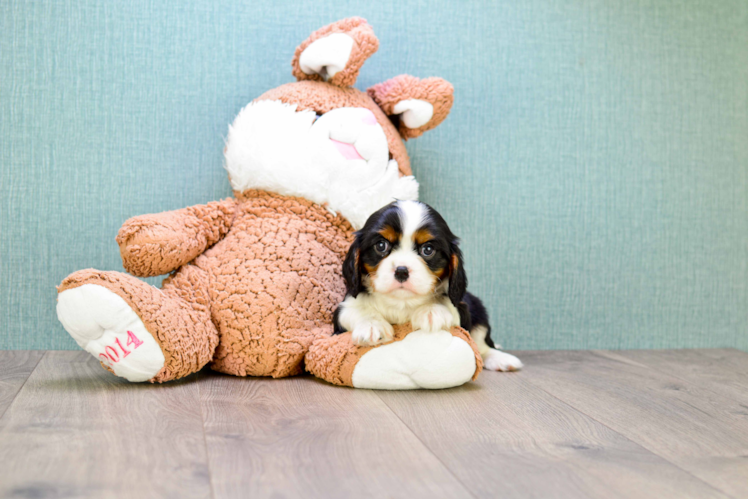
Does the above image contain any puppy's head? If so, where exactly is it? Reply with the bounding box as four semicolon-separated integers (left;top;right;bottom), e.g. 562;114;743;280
343;200;467;306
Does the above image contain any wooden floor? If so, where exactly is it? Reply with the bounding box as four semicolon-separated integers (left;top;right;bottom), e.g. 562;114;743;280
0;349;746;498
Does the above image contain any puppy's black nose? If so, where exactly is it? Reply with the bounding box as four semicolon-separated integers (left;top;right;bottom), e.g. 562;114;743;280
394;266;409;283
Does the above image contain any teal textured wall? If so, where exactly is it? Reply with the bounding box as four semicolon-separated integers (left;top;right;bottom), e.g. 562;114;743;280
1;0;747;350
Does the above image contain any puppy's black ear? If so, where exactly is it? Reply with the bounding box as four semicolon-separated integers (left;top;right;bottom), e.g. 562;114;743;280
342;235;364;297
448;241;467;309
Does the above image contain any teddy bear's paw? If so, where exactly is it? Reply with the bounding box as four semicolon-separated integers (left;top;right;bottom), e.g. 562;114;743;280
411;303;457;333
57;284;165;382
483;349;523;372
351;319;394;346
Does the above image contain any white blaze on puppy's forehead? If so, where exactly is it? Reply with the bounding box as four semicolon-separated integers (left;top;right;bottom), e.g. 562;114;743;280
393;99;434;129
396;200;428;245
299;33;355;79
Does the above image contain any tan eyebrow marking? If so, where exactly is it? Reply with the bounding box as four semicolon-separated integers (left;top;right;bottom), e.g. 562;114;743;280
363;262;379;274
378;226;400;243
432;266;448;279
414;228;434;246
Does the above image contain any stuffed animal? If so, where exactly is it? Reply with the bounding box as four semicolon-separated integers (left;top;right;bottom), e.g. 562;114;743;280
56;17;481;388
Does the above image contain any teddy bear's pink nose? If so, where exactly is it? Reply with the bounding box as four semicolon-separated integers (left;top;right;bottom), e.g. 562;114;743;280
361;109;377;125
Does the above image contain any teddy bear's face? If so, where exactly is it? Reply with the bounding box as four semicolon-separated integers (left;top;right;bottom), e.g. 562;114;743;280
256;81;411;176
224;91;416;229
223;18;453;229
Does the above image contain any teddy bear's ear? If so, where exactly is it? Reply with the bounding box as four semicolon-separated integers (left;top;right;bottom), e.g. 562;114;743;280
367;75;454;139
291;17;378;87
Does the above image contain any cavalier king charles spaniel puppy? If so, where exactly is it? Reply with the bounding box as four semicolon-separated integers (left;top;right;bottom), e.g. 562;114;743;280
333;200;523;372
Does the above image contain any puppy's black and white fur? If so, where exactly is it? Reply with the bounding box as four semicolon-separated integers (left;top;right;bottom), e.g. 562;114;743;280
333;200;522;372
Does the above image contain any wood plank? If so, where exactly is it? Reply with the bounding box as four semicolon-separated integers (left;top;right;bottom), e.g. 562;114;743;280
0;351;212;498
518;350;748;498
376;370;724;498
610;349;748;405
198;372;472;498
0;351;44;418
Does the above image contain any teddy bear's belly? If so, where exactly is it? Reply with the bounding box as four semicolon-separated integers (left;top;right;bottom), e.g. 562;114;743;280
194;209;349;377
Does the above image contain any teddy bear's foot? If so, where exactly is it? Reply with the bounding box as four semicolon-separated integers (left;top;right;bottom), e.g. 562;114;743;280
306;325;483;390
57;268;219;382
351;330;478;390
57;283;165;382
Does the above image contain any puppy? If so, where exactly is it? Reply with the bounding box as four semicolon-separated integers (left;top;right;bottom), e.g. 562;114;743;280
333;200;522;371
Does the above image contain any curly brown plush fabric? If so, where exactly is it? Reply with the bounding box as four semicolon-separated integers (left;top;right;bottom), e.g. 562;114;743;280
306;323;483;387
58;190;353;383
197;190;354;377
117;199;237;277
291;17;379;87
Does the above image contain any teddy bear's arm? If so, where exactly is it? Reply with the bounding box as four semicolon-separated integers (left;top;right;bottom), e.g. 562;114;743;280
116;198;237;277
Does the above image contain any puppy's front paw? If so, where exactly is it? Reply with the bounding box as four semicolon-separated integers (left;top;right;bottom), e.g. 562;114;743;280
483;349;523;372
412;304;456;333
351;320;394;346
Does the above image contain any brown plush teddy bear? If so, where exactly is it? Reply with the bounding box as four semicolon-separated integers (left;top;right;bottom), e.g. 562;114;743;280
56;18;481;387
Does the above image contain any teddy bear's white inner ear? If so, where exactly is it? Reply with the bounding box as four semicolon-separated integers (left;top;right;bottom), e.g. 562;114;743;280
299;33;354;81
393;99;434;129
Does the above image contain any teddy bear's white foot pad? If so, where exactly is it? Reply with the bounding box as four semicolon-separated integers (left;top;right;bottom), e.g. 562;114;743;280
57;284;165;382
351;330;477;390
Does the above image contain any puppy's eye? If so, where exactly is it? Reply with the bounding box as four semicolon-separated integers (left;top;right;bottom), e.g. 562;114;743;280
374;240;390;255
419;243;435;259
